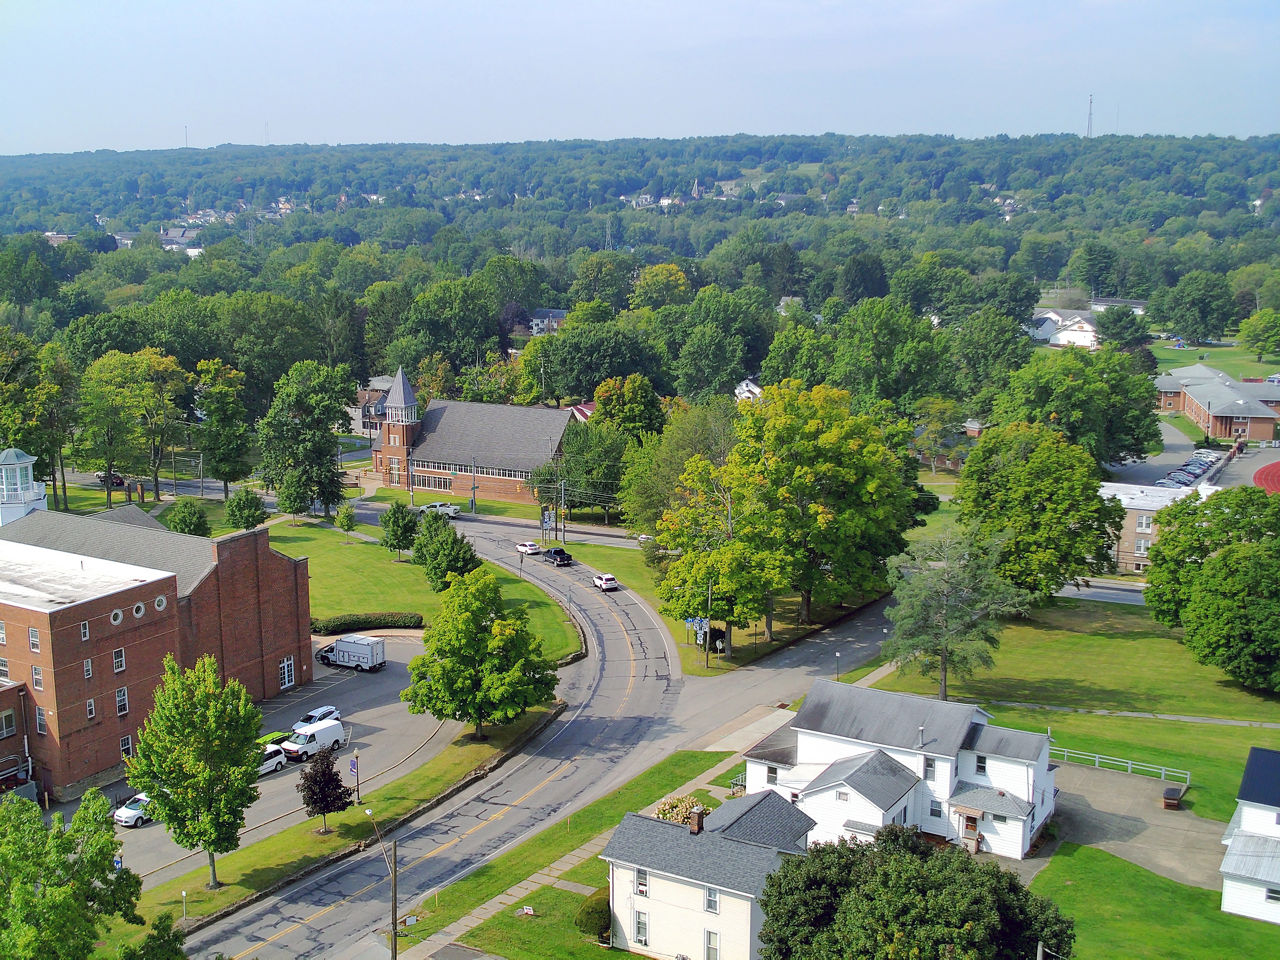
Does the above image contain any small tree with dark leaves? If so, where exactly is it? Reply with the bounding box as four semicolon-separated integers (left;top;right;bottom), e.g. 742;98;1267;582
296;745;353;835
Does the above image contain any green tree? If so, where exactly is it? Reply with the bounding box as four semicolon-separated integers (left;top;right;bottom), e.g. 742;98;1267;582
830;296;943;408
274;468;312;523
193;358;252;501
992;345;1159;465
133;348;190;502
593;373;665;440
115;912;187;960
36;341;79;511
1094;304;1151;350
1150;270;1234;344
400;567;556;739
1238;308;1280;361
883;529;1032;700
412;511;481;590
334;502;357;543
76;350;149;507
1144;486;1280;628
165;497;211;537
0;789;144;960
757;835;871;960
958;422;1124;596
296;745;354;834
128;653;262;889
379;500;419;560
629;263;693;309
941;305;1033;410
528;418;629;522
225;488;268;530
568;251;636;311
911;396;966;474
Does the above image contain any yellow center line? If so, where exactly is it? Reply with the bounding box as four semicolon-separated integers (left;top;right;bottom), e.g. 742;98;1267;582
229;760;573;960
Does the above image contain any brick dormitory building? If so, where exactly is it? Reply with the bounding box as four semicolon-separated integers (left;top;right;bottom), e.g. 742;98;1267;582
0;448;311;800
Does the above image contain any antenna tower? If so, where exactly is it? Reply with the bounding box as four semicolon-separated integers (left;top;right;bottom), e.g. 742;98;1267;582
1086;95;1093;139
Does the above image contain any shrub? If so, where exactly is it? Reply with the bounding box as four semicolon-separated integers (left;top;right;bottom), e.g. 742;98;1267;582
574;888;612;941
653;793;700;824
166;497;211;537
310;612;423;635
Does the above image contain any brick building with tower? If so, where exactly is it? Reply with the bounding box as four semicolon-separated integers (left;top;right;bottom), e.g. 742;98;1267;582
369;367;572;504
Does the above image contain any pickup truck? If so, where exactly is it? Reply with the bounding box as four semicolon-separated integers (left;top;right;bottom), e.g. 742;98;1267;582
419;501;461;518
541;547;573;566
592;574;619;591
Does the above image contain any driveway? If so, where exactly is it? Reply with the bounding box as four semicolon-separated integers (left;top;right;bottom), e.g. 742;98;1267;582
1107;421;1194;485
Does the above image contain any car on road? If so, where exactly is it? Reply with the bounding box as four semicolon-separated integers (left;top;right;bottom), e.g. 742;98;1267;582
114;793;152;828
541;546;573;566
95;471;125;487
292;705;340;731
419;501;461;518
258;744;287;776
516;541;541;555
593;574;619;591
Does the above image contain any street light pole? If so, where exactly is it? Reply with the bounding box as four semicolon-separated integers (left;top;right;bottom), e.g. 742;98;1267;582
834;651;841;681
366;809;398;958
353;748;361;803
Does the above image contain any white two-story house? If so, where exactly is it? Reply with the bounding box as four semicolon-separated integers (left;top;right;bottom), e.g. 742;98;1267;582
600;790;815;960
1221;746;1280;924
743;681;1055;860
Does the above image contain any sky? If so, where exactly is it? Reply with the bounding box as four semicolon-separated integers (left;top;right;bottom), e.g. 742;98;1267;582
1;0;1277;156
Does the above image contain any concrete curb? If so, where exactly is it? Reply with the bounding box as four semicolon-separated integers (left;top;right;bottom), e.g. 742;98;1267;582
177;700;569;937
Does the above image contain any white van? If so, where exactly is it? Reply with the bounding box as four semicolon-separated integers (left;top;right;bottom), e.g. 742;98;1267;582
281;717;345;761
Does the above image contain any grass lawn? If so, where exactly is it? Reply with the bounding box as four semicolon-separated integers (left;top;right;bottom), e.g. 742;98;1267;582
916;464;961;498
1161;412;1209;444
1152;341;1280;381
709;760;746;789
558;852;609;889
905;498;960;543
1031;843;1280;960
397;750;731;946
874;599;1280;722
99;707;556;957
459;886;604;960
50;482;135;514
368;487;541;521
154;497;247;538
269;522;577;660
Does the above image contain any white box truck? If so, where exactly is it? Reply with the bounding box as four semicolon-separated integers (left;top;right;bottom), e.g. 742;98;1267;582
316;634;387;672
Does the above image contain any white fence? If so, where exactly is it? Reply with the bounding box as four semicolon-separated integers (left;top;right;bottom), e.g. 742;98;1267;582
1050;746;1190;785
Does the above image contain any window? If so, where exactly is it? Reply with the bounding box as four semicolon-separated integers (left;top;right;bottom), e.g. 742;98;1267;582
113;648;126;673
116;687;129;716
31;665;43;691
28;627;39;653
155;595;167;611
766;765;778;785
993;814;1007;824
0;709;15;738
0;621;5;644
1265;887;1280;903
634;911;648;947
84;659;92;679
279;655;295;689
894;806;907;826
975;755;987;775
929;800;942;818
35;706;47;735
132;602;145;619
923;757;935;781
1136;514;1153;533
86;698;96;720
835;790;849;802
634;868;648;897
0;657;7;681
705;930;720;960
120;735;133;759
1135;537;1150;557
81;620;90;641
705;886;719;914
110;609;123;625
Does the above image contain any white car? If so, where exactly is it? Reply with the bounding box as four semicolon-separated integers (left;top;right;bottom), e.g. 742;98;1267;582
293;705;341;732
258;744;287;776
114;793;151;828
516;542;541;555
420;501;461;518
593;574;619;592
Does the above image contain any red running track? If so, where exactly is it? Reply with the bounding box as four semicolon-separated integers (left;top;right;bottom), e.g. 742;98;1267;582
1255;460;1280;494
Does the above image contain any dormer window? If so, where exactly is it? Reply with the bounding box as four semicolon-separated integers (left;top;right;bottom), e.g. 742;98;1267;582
976;755;988;775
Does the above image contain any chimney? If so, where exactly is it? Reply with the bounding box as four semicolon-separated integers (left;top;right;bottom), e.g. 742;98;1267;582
689;806;706;835
918;725;925;749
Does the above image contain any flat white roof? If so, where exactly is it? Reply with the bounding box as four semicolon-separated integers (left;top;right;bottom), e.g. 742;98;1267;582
1099;482;1219;512
0;542;172;612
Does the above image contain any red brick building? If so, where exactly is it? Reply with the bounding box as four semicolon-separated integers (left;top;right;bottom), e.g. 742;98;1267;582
370;367;572;504
0;506;311;799
1155;364;1280;441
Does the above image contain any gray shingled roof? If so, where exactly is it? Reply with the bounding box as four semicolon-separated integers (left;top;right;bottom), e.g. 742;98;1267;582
1184;381;1278;420
802;750;919;811
409;400;572;473
703;790;814;853
1220;831;1280;886
0;510;216;597
96;504;168;531
743;723;798;766
0;447;35;466
384;366;417;410
950;780;1033;818
792;681;987;758
963;723;1048;763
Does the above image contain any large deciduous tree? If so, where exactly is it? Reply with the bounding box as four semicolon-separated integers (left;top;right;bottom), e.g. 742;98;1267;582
883;529;1032;700
193;358;252;500
830;296;944;408
135;347;189;501
1238;308;1280;361
77;350;149;507
128;654;262;889
379;500;419;560
401;567;556;739
958;422;1124;596
593;373;665;441
0;789;145;960
629;263;693;309
1094;304;1151;351
991;344;1158;465
1150;270;1234;344
1180;542;1280;692
412;510;481;590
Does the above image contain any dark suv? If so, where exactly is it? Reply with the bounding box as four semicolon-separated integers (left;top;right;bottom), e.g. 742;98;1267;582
541;547;573;566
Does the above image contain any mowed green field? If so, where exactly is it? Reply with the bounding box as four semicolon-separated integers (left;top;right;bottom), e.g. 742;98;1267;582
1152;341;1280;380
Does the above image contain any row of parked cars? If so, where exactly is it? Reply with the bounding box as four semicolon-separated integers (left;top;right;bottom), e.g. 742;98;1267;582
1153;449;1223;489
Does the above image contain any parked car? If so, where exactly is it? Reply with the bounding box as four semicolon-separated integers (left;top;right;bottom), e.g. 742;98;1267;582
1189;449;1222;463
541;547;573;566
516;541;541;555
282;717;345;761
292;705;341;731
1166;471;1198;485
113;793;151;828
593;574;619;592
419;501;461;518
95;471;125;487
634;533;654;543
258;744;287;776
257;730;292;747
1153;479;1183;488
1177;461;1208;476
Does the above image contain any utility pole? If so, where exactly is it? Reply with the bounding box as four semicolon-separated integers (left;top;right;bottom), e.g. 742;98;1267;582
391;838;399;959
560;479;567;543
471;457;477;514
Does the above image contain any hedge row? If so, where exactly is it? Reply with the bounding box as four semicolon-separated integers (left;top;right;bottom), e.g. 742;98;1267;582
310;612;423;635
